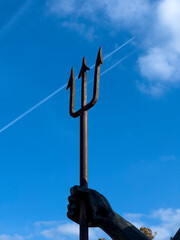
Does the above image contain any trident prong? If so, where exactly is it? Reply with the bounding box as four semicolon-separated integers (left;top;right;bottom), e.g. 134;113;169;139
66;67;81;118
67;47;103;118
83;47;103;111
78;56;90;79
66;47;103;240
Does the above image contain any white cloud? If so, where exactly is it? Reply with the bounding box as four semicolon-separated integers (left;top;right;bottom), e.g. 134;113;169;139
62;21;95;40
34;220;62;227
47;0;151;28
136;81;165;98
124;213;145;229
40;222;107;240
1;211;180;240
46;0;180;96
125;208;180;240
0;234;32;240
35;212;180;240
137;0;180;96
138;48;176;82
41;223;78;238
101;0;151;29
158;0;180;43
0;221;108;240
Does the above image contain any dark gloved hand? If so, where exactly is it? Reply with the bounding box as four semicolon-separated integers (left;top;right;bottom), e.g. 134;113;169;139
67;185;115;227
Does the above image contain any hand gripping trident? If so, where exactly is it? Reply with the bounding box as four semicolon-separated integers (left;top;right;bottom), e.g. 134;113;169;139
66;47;103;240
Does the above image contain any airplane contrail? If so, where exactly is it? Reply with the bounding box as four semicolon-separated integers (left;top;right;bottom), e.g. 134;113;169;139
0;0;32;36
0;38;135;133
100;50;136;77
89;36;135;69
0;84;66;133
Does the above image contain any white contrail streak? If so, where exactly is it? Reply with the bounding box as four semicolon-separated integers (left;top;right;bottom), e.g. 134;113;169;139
0;0;31;36
100;50;136;77
89;36;135;69
103;37;135;60
0;38;135;133
0;85;66;133
84;50;136;89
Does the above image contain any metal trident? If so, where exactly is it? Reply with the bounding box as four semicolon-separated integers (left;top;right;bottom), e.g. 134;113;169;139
66;47;103;240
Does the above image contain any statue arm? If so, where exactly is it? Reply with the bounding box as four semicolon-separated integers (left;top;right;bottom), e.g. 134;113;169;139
172;228;180;240
100;210;150;240
67;186;150;240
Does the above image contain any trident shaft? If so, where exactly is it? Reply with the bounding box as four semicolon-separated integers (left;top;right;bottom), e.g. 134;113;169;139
67;47;103;240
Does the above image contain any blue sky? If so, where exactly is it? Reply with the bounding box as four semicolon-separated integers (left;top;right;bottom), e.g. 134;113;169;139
0;0;180;239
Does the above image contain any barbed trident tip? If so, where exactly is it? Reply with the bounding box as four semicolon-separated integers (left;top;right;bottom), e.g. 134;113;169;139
66;47;103;240
66;47;103;118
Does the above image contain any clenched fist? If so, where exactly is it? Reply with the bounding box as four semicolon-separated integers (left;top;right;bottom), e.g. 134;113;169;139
67;185;115;228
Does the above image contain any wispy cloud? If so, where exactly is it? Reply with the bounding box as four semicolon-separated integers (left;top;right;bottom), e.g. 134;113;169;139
46;0;151;28
1;209;180;240
124;208;180;240
34;220;63;227
62;21;96;41
137;0;180;97
0;221;108;240
40;222;106;240
0;234;32;240
46;0;180;96
36;221;108;240
40;222;78;239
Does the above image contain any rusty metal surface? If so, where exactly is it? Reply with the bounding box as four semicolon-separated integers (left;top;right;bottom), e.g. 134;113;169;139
67;47;103;240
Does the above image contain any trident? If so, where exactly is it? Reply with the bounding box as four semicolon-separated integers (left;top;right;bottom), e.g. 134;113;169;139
66;47;103;240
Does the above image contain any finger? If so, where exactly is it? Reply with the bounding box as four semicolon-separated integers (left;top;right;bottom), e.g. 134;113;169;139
68;195;76;203
70;185;89;196
70;185;81;195
67;203;76;211
67;210;75;219
67;210;79;224
68;191;86;204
